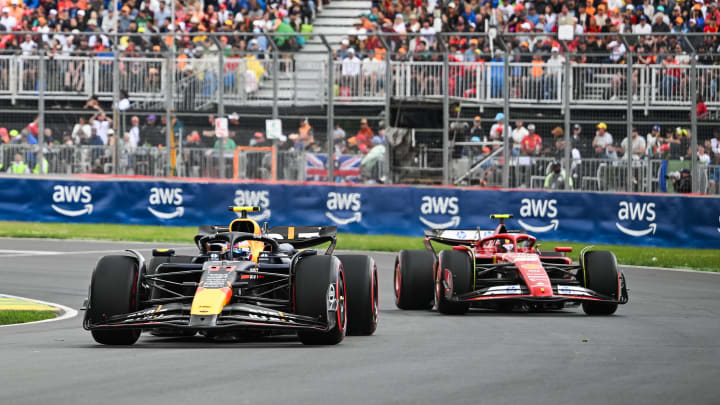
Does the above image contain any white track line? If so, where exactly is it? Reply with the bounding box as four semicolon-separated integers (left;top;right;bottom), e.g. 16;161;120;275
0;246;197;258
622;265;720;275
0;294;78;328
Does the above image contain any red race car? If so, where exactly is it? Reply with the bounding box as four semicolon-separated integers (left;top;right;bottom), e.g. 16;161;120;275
394;214;628;315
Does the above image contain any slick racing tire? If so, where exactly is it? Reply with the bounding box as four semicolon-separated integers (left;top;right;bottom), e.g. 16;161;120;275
295;255;347;345
88;255;141;345
337;255;379;336
436;249;472;315
394;250;435;310
581;250;620;316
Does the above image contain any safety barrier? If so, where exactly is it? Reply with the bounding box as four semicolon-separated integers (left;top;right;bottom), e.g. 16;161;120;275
4;53;720;108
0;176;717;248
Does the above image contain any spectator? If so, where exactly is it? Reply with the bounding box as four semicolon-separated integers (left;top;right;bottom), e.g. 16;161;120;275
469;116;484;143
488;113;505;150
214;134;237;150
7;153;29;174
289;118;314;150
91;111;112;145
333;123;346;143
71;117;91;144
592;122;614;158
544;160;572;190
619;127;647;160
141;115;164;146
511;120;528;156
646;125;662;157
355;117;374;149
549;126;565;158
341;48;361;95
521;125;542;156
360;136;386;183
128;116;140;148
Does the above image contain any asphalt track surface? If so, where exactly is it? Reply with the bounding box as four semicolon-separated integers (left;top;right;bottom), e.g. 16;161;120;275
0;238;719;405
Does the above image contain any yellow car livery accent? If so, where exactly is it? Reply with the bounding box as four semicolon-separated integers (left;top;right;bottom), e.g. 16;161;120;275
190;287;232;315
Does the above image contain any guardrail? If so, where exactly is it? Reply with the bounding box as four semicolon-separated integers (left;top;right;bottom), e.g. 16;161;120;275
2;52;719;109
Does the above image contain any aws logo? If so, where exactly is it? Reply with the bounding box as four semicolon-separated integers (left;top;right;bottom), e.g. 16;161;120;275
518;198;559;233
616;202;656;237
419;196;460;229
51;185;93;216
148;187;184;219
234;189;271;221
326;192;362;225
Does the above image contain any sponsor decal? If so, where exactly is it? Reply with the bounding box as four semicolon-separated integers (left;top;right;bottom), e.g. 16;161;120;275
51;185;93;217
325;192;362;225
518;198;559;233
419;196;460;229
615;201;656;237
148;187;184;219
233;189;271;221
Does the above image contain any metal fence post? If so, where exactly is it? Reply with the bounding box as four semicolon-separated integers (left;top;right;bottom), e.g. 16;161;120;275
218;47;226;180
501;52;510;189
165;48;173;176
442;41;450;185
112;0;120;175
322;36;335;182
379;35;393;184
563;48;571;190
37;49;45;173
626;50;633;192
272;44;279;120
690;54;698;193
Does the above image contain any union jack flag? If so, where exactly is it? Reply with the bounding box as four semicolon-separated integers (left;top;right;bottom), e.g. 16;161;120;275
306;154;362;182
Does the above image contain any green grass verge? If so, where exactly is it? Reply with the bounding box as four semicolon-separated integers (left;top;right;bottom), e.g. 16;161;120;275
0;221;717;271
0;310;56;325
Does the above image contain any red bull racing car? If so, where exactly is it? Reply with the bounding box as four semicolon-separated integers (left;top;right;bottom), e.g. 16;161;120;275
83;206;378;345
394;214;628;315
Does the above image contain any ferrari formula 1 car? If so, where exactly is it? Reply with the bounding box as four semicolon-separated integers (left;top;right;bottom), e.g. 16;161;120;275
394;214;628;315
83;206;378;345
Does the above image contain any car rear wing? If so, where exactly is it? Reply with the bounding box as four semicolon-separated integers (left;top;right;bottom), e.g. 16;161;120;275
196;225;337;254
423;228;527;251
266;226;337;253
424;229;496;243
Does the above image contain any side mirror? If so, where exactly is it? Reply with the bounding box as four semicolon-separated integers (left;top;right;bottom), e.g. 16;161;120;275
555;247;573;253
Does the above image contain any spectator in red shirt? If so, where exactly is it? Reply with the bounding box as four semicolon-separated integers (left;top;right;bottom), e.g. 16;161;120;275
522;125;542;156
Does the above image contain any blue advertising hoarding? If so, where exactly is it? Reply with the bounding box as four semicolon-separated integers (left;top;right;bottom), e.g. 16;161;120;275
0;176;718;249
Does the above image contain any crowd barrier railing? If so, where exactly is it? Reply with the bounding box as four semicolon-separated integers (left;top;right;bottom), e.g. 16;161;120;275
3;52;719;109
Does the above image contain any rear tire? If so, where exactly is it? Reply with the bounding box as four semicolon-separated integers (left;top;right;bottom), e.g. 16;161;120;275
295;255;346;345
436;249;472;315
337;255;378;336
581;250;620;316
394;250;435;310
88;255;141;345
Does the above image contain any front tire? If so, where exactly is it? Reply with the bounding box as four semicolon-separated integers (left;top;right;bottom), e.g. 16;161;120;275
295;255;347;345
394;250;435;310
337;255;379;336
581;250;620;316
435;249;472;315
88;255;141;345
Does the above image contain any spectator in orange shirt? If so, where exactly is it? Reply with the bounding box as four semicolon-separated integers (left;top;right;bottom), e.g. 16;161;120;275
289;118;314;150
355;117;374;148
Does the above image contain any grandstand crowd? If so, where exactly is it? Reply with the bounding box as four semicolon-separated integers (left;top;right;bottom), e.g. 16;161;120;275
0;0;318;54
338;0;720;61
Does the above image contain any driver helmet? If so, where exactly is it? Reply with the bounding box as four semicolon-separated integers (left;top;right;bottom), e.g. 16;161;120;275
233;240;252;256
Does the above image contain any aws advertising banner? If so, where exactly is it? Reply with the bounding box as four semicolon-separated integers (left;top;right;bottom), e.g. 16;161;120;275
0;177;718;249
